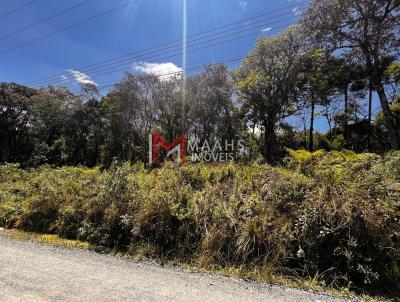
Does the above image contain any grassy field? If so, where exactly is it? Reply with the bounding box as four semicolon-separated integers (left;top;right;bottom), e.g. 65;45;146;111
0;150;399;299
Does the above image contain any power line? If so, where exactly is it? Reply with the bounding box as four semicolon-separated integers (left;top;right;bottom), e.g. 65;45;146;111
29;16;306;87
36;20;300;88
61;21;298;87
34;18;300;88
97;59;347;102
25;2;307;86
0;0;37;18
54;11;304;84
0;0;141;56
97;54;254;92
95;22;298;93
29;3;306;85
98;48;303;93
0;0;93;42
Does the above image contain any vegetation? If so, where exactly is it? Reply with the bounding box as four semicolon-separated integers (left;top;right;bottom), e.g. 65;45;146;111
0;151;399;298
1;0;399;299
1;1;399;166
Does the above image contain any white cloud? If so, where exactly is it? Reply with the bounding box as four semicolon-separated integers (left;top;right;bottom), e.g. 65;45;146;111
67;69;97;86
292;6;301;16
261;27;272;32
239;0;248;10
133;62;182;80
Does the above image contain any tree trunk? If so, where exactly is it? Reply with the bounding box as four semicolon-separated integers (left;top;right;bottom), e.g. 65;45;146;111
367;77;373;150
309;101;315;152
365;54;399;150
326;116;332;135
223;105;234;141
375;82;399;149
344;85;349;141
368;78;372;124
263;118;277;163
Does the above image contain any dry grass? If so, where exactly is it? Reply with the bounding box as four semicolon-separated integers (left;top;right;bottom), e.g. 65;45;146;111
0;151;399;300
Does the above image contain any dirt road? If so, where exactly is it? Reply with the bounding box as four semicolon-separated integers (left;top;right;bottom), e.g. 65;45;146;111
0;235;358;302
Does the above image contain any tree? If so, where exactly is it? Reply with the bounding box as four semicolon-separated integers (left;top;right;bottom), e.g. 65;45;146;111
100;73;155;165
320;98;341;135
0;83;37;163
385;62;400;103
187;64;241;143
302;0;400;149
153;75;185;142
331;58;366;127
234;27;304;162
80;82;99;102
29;86;87;166
297;49;336;151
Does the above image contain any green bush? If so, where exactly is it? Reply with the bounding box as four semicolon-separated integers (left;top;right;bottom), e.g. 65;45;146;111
0;151;398;296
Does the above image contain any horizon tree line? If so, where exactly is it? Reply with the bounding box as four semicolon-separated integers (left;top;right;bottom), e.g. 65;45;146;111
0;0;399;166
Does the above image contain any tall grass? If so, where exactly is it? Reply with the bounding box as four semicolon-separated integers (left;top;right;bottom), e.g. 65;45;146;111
0;151;399;297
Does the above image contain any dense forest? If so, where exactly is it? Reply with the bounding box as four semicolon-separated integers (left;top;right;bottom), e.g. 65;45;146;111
1;0;399;167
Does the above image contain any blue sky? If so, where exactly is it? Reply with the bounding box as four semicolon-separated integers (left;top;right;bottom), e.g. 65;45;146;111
0;0;303;85
0;0;380;131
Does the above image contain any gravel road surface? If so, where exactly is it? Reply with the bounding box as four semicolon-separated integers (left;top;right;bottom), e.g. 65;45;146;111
0;235;359;302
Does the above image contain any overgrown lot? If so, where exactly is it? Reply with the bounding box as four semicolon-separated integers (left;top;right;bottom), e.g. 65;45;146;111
0;150;399;298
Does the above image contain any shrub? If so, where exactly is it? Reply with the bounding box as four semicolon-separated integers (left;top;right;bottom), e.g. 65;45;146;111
0;151;398;297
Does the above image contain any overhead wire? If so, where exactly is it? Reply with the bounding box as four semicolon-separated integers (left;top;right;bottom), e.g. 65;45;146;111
0;0;93;42
34;18;302;88
24;2;307;86
0;0;37;19
81;22;299;87
0;0;141;56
